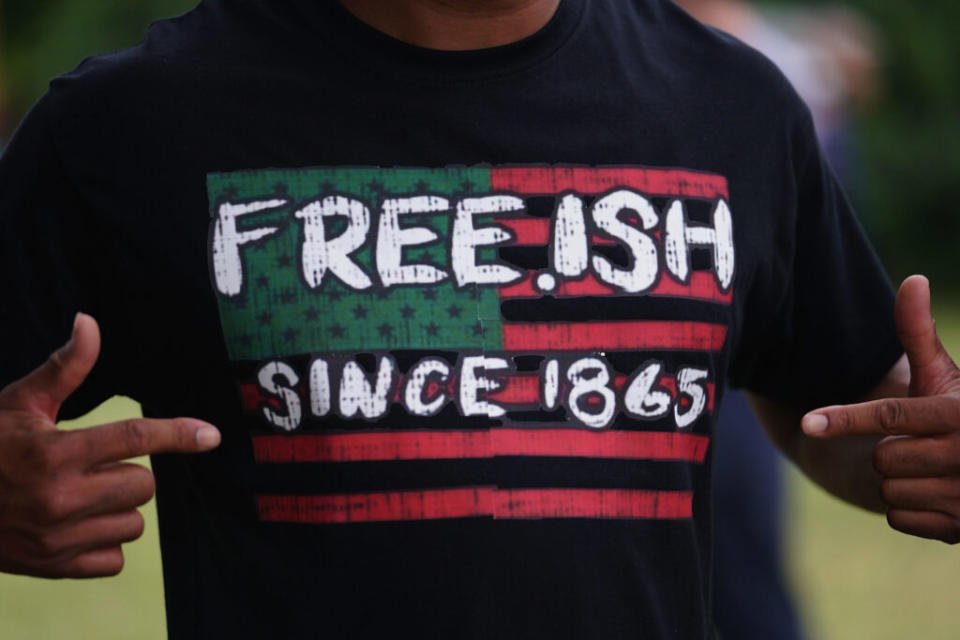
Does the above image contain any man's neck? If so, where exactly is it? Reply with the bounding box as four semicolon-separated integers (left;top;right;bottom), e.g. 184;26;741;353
673;0;755;35
337;0;562;51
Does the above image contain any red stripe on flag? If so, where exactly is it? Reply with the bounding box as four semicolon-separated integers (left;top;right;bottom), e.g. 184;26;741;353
252;429;710;463
501;321;727;352
254;430;491;462
499;271;731;303
256;488;693;523
257;488;492;523
498;218;550;245
496;218;615;246
500;273;614;298
652;273;733;303
240;384;265;412
491;167;728;200
492;429;708;462
493;488;693;519
488;374;542;404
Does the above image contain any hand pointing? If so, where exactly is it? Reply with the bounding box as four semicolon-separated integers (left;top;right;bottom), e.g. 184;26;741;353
0;313;220;577
802;275;960;544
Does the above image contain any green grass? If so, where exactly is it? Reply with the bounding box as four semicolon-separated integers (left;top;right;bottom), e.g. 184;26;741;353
3;308;960;638
787;466;960;640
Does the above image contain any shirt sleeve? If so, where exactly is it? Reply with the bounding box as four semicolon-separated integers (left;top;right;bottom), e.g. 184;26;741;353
728;103;904;409
0;94;127;419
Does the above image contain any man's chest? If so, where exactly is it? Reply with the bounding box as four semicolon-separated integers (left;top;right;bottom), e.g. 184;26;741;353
199;163;734;524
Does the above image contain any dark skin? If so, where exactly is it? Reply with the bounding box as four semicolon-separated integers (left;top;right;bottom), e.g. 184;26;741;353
672;0;756;37
1;2;958;582
337;0;561;50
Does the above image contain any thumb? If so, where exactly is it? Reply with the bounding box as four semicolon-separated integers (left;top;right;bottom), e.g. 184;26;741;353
895;275;957;395
0;312;101;421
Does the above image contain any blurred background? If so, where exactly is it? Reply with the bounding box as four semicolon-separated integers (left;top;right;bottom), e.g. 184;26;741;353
0;1;958;638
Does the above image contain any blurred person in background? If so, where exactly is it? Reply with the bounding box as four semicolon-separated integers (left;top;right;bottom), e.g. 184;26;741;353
773;5;882;193
675;1;881;638
675;1;881;191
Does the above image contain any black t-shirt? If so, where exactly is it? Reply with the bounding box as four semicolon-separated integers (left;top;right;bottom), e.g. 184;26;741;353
0;1;903;638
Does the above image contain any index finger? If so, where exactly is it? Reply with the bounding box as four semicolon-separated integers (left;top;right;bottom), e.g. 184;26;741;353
61;417;221;467
802;395;960;438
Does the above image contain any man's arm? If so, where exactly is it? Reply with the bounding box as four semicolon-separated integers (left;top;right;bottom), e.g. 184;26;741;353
749;275;960;543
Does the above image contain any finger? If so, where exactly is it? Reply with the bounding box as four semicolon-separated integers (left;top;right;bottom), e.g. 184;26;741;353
68;463;155;518
57;547;125;578
0;313;101;421
28;510;145;564
880;477;960;512
61;417;221;466
873;435;960;477
72;510;145;551
895;275;958;394
887;509;960;545
10;463;154;526
802;395;960;438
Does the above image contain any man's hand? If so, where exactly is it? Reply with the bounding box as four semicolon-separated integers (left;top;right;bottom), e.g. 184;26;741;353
802;275;960;544
0;313;220;577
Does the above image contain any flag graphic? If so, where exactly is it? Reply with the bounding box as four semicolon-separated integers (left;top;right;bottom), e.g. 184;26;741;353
207;165;733;524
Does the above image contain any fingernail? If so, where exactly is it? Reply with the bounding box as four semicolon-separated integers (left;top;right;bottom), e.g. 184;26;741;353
196;425;221;449
64;312;81;343
802;414;829;435
58;313;81;353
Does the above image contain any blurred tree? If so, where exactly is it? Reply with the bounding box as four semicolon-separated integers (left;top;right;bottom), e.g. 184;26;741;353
755;0;960;289
2;0;195;137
